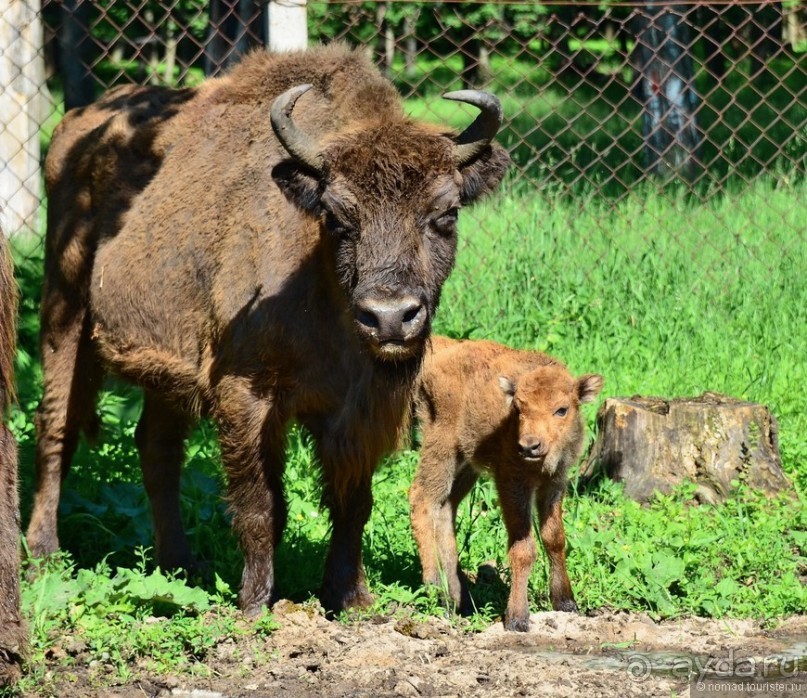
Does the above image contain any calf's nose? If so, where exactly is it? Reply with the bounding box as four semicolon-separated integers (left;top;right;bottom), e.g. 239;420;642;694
355;295;427;343
519;437;544;459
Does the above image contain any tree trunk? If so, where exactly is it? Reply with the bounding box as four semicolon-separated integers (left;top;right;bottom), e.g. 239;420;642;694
385;19;395;75
784;2;806;52
581;394;792;504
59;0;95;110
0;0;49;237
163;17;178;87
403;12;418;78
374;3;387;70
632;4;700;181
265;0;307;53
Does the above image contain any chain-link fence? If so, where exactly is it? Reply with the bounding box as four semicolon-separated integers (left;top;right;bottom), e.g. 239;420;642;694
1;1;805;276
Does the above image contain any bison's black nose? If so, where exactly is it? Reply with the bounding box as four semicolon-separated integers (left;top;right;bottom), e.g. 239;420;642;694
519;438;544;460
355;295;427;344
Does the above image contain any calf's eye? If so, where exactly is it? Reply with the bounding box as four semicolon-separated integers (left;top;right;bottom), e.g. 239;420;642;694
554;407;568;417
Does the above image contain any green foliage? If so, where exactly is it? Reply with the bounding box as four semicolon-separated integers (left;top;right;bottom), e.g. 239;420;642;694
8;161;805;683
17;551;261;691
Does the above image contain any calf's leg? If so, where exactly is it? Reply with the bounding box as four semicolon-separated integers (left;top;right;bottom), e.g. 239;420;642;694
496;475;537;632
215;377;288;616
136;392;196;573
409;428;478;612
537;487;577;612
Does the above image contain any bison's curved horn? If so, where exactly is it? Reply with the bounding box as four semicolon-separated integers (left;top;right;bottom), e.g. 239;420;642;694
443;90;503;167
270;84;325;174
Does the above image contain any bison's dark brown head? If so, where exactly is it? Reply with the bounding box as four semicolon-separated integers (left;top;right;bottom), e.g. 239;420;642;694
270;85;509;362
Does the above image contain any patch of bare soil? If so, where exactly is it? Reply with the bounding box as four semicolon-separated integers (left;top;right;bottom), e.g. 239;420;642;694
26;606;807;698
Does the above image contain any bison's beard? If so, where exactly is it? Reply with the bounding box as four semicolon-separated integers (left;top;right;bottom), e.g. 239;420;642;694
367;341;425;384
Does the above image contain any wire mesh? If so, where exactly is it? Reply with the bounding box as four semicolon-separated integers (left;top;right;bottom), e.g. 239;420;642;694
0;1;804;285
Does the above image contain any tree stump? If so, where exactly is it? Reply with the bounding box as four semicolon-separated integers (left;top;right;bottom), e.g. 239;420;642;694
580;393;792;503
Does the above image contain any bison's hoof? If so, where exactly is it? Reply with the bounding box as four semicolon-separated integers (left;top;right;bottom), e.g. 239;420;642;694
504;614;530;632
0;648;24;688
320;584;374;615
554;598;579;613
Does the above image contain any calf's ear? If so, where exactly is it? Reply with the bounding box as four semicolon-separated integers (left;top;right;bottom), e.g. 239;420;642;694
499;375;516;408
272;161;324;215
459;143;511;204
577;374;604;403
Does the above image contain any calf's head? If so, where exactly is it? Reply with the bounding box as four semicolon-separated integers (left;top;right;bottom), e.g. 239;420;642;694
499;367;603;474
271;85;509;362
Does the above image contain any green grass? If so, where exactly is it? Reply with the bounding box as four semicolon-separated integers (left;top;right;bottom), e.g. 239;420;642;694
7;174;806;686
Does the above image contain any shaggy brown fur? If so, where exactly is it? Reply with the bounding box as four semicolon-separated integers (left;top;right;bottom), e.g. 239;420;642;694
0;231;25;686
26;44;509;616
410;336;603;631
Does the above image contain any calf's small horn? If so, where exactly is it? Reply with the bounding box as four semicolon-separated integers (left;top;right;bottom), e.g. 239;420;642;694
270;84;325;174
443;90;503;167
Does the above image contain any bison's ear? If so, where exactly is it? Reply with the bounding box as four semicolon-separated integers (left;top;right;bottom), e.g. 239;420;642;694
577;374;604;404
272;161;324;215
458;143;511;205
499;375;516;408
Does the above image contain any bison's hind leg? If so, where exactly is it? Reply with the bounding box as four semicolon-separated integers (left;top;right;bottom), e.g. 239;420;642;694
136;392;201;575
27;313;103;559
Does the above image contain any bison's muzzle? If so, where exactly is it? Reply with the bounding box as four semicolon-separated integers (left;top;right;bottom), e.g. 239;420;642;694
354;293;428;359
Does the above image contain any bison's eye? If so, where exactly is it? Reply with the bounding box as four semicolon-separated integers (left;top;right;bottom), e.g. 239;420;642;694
554;407;568;418
324;211;355;238
431;207;459;236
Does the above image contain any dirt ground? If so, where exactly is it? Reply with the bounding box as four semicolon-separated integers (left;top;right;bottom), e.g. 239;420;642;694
26;604;807;698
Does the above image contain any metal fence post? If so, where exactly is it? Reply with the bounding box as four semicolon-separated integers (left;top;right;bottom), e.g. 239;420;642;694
265;0;308;53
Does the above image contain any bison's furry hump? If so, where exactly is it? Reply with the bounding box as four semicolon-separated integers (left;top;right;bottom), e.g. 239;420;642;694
209;42;404;127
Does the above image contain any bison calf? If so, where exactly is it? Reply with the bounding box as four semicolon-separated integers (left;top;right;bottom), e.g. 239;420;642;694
410;336;603;631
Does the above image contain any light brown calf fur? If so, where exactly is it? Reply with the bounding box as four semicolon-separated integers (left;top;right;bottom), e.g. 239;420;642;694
410;336;603;631
0;231;25;685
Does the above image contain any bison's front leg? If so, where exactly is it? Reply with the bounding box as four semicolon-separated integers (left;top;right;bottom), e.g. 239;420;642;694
496;475;537;632
215;378;288;616
319;469;374;614
315;436;375;614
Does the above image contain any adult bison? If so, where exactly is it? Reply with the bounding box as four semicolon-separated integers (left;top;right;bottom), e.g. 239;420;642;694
26;44;509;615
0;229;24;685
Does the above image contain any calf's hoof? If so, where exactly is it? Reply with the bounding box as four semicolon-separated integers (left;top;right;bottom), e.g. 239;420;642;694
25;527;59;562
504;613;530;632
